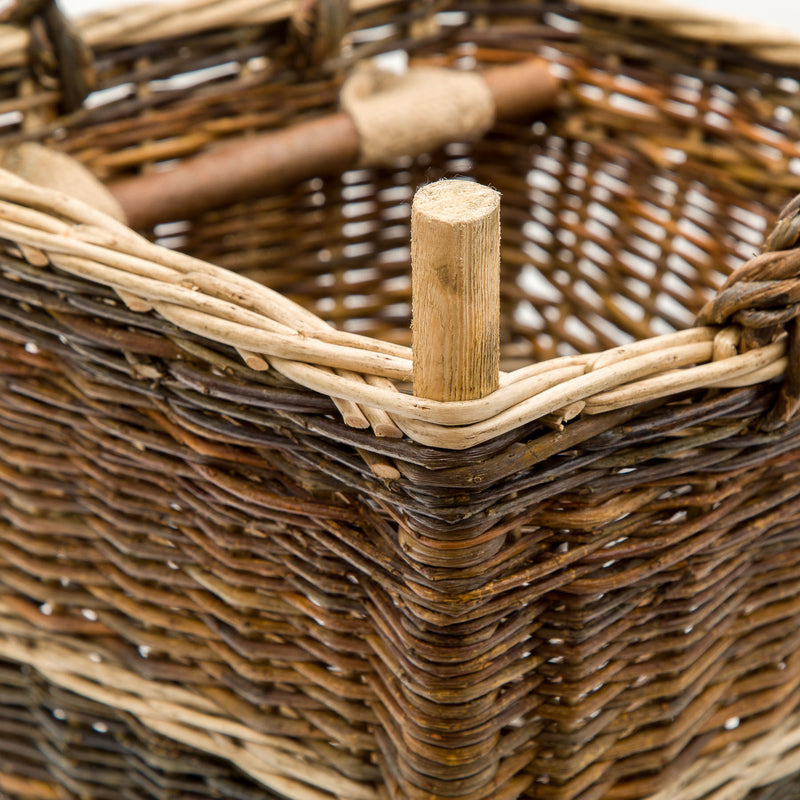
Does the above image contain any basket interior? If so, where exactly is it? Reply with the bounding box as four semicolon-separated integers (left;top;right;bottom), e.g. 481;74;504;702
166;131;768;368
21;6;798;368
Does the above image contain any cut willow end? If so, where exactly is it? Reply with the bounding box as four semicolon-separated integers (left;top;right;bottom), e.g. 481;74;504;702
412;179;501;402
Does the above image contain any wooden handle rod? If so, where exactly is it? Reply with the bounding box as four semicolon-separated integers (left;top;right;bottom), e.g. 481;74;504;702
108;59;559;229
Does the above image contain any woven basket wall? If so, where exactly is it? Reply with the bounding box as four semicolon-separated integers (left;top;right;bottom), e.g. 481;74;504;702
3;1;800;799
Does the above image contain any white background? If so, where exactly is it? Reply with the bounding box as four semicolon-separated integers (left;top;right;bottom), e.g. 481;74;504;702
60;0;800;36
692;0;800;34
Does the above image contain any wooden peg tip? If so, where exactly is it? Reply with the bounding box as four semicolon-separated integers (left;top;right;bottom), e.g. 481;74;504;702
412;179;501;402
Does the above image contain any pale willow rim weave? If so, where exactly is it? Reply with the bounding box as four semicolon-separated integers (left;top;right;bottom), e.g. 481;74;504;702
0;0;799;69
0;167;789;449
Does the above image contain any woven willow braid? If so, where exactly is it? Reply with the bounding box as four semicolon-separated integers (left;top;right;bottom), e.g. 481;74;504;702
697;194;800;429
3;4;800;800
0;167;793;448
0;0;797;69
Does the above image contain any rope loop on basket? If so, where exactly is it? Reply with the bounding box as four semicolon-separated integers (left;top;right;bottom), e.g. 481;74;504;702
696;193;800;430
3;0;95;113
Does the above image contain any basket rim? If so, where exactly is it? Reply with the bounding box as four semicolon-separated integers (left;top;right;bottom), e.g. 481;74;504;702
0;166;792;450
1;0;798;449
1;0;800;69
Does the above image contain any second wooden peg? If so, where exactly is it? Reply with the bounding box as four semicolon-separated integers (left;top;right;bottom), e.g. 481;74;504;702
412;179;501;402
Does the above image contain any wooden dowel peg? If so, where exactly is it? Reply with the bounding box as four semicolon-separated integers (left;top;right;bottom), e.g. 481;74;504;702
412;179;500;402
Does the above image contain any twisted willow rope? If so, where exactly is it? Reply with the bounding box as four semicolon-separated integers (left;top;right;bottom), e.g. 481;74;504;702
0;0;798;71
0;168;791;449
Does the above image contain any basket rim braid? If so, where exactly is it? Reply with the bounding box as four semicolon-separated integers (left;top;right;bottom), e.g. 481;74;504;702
2;0;800;67
0;161;797;449
2;0;800;451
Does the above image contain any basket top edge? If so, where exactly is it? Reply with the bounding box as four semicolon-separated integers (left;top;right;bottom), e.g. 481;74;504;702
1;0;800;69
577;0;800;65
0;164;792;451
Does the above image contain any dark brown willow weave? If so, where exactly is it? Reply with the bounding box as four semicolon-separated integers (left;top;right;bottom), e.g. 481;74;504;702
3;1;800;800
0;659;288;800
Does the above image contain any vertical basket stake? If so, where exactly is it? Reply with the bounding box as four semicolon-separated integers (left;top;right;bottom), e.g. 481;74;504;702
412;179;501;402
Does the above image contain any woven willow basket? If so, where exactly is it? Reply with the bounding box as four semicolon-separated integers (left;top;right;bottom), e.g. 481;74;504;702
4;0;800;799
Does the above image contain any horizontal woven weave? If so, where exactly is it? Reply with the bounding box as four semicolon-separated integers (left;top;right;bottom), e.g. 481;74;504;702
2;1;800;800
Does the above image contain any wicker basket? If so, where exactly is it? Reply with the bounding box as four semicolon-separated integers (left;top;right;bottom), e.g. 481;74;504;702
3;1;800;799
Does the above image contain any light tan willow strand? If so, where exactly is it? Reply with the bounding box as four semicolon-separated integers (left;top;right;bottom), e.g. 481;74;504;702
0;173;325;328
646;708;800;800
385;343;722;448
2;620;800;800
54;674;373;800
0;177;410;358
149;300;411;380
0;208;414;380
0;179;411;363
1;0;799;70
583;340;788;414
272;335;784;448
0;0;391;67
0;187;417;382
80;0;387;48
270;336;786;448
288;337;713;423
0;629;378;800
145;719;345;800
271;357;588;427
575;0;800;62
